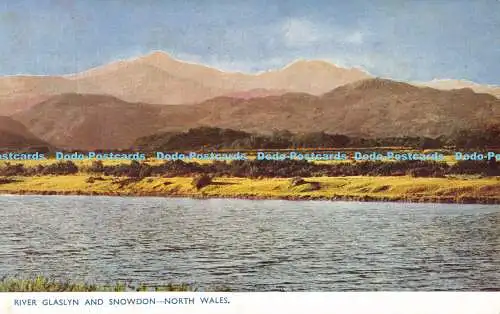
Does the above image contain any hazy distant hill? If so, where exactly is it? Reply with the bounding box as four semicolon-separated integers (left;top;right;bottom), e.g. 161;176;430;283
193;78;500;138
2;51;499;117
71;52;370;99
0;75;104;116
13;94;170;150
0;116;52;151
12;78;500;150
418;79;500;98
0;51;370;115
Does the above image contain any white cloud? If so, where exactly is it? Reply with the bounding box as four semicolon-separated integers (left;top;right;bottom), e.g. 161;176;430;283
282;18;323;47
344;31;364;44
281;18;365;48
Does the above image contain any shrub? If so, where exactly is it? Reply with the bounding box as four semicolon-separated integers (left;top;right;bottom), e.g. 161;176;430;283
0;177;16;184
41;161;78;175
88;160;104;173
0;163;26;176
192;174;212;190
85;176;105;184
290;177;306;186
407;167;435;177
139;165;152;178
306;181;321;191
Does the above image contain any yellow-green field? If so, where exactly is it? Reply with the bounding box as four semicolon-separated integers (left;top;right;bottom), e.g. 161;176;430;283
1;174;499;204
0;152;462;168
0;158;211;167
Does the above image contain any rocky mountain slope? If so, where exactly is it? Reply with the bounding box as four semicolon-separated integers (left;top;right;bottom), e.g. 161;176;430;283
12;78;500;150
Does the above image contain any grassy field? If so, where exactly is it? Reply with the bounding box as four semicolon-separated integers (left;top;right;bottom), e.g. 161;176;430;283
1;174;499;203
0;276;229;292
0;148;462;167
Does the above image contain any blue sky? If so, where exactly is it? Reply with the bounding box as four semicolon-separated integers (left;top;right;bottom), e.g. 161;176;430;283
0;0;499;84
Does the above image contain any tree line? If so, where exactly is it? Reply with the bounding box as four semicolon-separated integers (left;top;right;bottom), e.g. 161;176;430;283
2;125;498;154
1;158;498;178
133;125;500;151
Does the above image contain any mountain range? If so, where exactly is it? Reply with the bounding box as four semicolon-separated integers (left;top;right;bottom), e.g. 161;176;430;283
0;52;371;116
1;51;499;115
1;51;499;150
11;78;499;150
0;116;51;151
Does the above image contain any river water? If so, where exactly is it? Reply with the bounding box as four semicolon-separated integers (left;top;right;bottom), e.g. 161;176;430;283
0;195;498;291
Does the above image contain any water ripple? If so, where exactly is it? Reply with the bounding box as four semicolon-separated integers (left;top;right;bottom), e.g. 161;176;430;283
0;196;498;291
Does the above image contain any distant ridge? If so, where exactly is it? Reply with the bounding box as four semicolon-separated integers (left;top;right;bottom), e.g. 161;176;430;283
12;78;500;150
0;51;369;114
0;116;52;151
13;93;169;150
1;51;499;116
417;79;500;98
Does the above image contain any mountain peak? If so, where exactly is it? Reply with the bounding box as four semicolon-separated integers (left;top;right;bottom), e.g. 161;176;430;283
283;59;340;71
138;51;179;67
141;50;175;61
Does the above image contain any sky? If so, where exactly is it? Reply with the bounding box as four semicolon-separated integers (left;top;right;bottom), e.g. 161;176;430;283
0;0;499;84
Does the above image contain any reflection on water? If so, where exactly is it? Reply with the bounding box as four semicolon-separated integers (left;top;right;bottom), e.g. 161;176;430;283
0;195;498;291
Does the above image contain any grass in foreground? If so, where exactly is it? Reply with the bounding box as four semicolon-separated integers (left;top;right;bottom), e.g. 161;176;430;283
0;276;230;292
0;174;499;203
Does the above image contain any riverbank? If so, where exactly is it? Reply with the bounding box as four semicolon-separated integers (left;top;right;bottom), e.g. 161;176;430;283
0;276;229;292
1;175;499;204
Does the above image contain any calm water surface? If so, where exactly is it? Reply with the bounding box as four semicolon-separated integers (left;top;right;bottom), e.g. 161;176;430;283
0;195;498;291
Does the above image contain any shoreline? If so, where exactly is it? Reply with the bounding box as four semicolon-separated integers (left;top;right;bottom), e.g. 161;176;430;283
0;190;499;204
0;276;229;292
1;175;499;204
